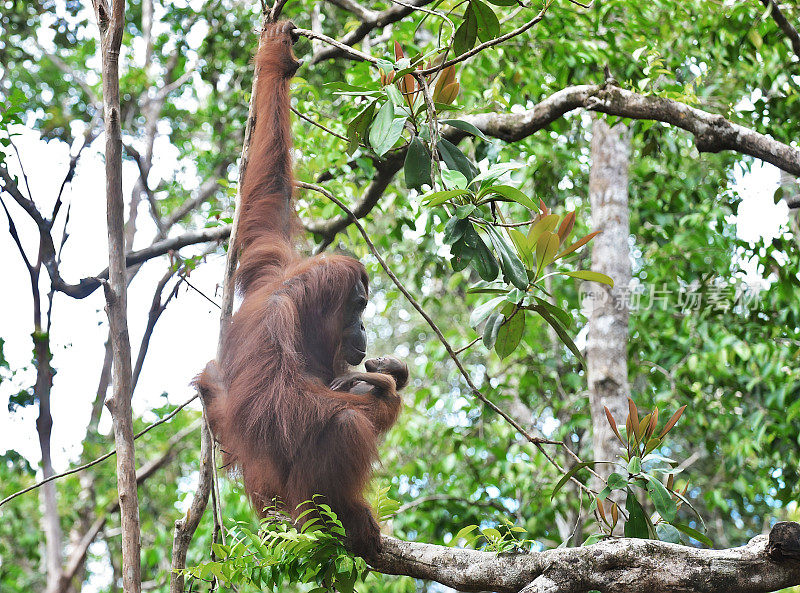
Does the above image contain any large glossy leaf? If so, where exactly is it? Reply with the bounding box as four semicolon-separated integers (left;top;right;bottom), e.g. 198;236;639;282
485;225;529;290
494;309;525;359
404;136;432;190
644;475;677;522
437;138;478;181
471;0;499;42
368;100;394;153
482;310;503;348
453;4;478;55
469;295;506;328
624;488;652;539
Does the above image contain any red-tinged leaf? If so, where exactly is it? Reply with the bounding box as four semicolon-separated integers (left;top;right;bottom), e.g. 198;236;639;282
536;231;560;274
596;496;608;525
611;502;619;528
394;40;404;60
539;198;548;215
528;214;560;246
637;412;651;441
659;405;687;437
646;408;659;439
434;65;456;99
438;82;460;104
554;230;601;260
667;473;674;490
558;211;575;243
627;398;640;443
605;406;624;444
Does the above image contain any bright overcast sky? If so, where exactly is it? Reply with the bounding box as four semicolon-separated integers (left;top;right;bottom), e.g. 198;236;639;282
0;125;790;472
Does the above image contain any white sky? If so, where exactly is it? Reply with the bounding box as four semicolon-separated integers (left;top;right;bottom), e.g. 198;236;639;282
0;126;791;473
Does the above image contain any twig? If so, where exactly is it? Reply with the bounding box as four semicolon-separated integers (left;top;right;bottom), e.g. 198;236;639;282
0;394;199;508
291;106;350;142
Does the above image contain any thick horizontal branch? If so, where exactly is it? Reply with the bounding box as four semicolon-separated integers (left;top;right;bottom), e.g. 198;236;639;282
372;522;800;593
458;84;800;176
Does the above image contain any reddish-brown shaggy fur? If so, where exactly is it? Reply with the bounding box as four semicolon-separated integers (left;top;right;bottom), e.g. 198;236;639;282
195;21;402;558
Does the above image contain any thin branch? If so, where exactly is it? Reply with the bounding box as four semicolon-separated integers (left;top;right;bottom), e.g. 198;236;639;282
417;2;553;76
291;106;350;142
0;195;34;273
0;395;199;508
131;269;182;392
760;0;800;60
310;0;436;64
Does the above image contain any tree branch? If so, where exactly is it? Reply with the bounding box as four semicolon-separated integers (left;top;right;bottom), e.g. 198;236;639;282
759;0;800;61
371;526;800;593
310;0;435;64
456;83;800;176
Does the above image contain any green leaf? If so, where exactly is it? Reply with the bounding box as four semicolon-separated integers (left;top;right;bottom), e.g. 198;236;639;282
405;136;432;190
386;83;404;107
442;168;469;189
438;138;478;181
561;270;614;286
469;295;506;328
482;184;538;212
470;162;524;187
485;225;529;290
460;226;499;281
534;304;586;367
624;488;651;539
656;523;682;544
440;118;489;141
444;216;469;245
644;475;677;522
508;228;533;267
532;296;571;328
495;309;525;359
528;214;560;246
671;523;713;547
369;100;395;153
471;0;500;42
422;188;471;206
453;4;478;55
451;524;478;545
628;456;642;474
582;533;605;546
551;461;598;498
483;310;503;348
607;472;628;490
346;101;377;155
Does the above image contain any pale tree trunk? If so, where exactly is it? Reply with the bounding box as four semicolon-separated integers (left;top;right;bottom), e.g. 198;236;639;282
33;289;64;593
90;1;141;592
587;117;631;488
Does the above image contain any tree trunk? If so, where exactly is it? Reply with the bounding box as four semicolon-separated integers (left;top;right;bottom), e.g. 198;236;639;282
587;117;631;489
91;1;141;592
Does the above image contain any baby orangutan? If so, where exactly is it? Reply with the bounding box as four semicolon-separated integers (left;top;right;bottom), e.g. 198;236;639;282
330;356;409;397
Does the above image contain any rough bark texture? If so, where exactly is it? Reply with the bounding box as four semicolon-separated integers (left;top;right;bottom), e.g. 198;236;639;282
371;526;800;593
587;118;632;488
458;84;800;176
91;1;141;592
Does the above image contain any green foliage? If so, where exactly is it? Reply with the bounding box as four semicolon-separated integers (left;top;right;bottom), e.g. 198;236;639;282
186;492;401;593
